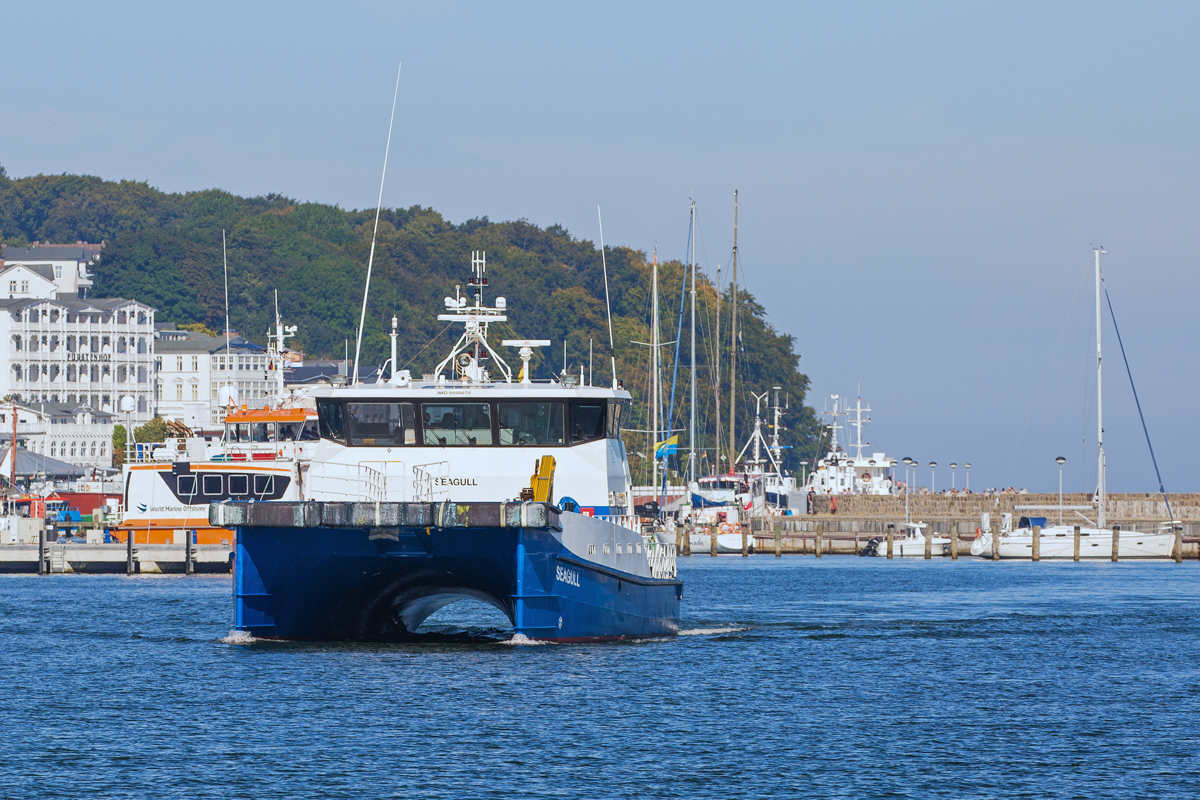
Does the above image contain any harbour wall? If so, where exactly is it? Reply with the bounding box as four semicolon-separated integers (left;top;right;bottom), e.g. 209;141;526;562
800;492;1193;530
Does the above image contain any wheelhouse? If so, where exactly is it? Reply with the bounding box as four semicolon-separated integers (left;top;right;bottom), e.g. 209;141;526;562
314;397;628;448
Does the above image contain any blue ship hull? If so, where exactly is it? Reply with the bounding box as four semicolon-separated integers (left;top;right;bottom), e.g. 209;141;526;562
224;502;682;642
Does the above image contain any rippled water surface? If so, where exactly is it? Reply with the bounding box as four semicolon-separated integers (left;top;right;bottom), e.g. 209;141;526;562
2;557;1199;798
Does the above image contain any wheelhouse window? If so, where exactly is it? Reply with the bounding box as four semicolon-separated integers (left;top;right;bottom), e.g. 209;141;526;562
299;419;320;441
345;402;416;446
317;400;345;443
224;423;251;444
606;401;626;439
498;402;563;446
570;401;606;444
422;403;492;446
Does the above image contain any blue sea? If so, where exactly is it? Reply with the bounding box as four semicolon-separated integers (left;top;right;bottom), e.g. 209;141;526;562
2;557;1198;798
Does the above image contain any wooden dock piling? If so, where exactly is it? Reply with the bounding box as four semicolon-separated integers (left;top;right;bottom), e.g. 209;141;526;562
1175;526;1183;564
185;530;194;575
1111;526;1120;563
126;530;135;575
1074;526;1081;561
886;524;894;559
1032;525;1040;562
950;523;958;560
710;526;717;557
815;524;823;559
741;524;749;557
924;526;932;560
992;526;1000;561
774;520;781;558
37;524;46;576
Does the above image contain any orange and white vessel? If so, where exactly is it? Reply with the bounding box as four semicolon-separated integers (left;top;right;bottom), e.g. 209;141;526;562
116;312;317;545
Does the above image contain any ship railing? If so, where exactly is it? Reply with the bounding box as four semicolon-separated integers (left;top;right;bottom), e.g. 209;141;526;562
644;540;677;580
412;462;449;502
305;462;385;502
595;514;640;533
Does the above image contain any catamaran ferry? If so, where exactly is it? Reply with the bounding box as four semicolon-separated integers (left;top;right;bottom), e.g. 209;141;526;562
214;252;681;641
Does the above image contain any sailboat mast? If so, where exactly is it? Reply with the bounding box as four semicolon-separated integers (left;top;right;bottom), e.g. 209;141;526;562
689;201;697;484
728;190;738;474
1095;246;1106;528
652;249;660;502
714;264;722;471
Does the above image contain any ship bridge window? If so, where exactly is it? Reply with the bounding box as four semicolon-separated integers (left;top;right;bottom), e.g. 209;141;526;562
606;400;627;439
225;423;251;444
251;423;274;443
570;401;606;444
498;402;563;446
422;403;492;446
317;400;345;443
228;474;249;496
299;420;320;441
346;402;416;446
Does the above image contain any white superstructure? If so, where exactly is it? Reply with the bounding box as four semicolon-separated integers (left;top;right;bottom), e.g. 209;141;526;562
802;395;896;496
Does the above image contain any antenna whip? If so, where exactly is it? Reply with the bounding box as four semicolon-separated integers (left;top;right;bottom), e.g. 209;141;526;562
353;61;402;384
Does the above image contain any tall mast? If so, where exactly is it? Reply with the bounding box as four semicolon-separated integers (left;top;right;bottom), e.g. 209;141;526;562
728;190;738;474
714;264;722;473
652;248;660;501
1095;246;1106;528
689;201;697;485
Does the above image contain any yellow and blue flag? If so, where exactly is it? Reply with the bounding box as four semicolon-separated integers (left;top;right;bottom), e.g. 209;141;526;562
654;434;678;459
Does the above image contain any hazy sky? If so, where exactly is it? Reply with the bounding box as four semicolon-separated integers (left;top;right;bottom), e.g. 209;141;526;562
4;1;1199;492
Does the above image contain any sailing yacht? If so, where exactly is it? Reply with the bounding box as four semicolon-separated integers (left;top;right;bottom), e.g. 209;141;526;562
971;248;1175;559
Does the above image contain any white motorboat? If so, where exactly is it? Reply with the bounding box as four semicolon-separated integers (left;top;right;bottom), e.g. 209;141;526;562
865;523;952;557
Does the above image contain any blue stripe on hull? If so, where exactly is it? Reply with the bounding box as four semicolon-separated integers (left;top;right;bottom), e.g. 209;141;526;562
234;525;681;641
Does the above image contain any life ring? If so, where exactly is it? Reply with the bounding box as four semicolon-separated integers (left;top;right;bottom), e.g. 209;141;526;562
861;472;871;482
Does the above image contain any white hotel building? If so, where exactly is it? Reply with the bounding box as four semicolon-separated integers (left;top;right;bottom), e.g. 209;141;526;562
0;245;157;424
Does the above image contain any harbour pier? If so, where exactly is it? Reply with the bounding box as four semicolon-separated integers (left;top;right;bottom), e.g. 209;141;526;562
0;543;231;574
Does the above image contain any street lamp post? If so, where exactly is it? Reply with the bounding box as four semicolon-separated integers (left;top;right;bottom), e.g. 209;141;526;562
1056;456;1066;525
120;395;136;466
950;462;958;491
799;461;809;486
929;461;937;494
902;457;914;522
965;463;971;492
